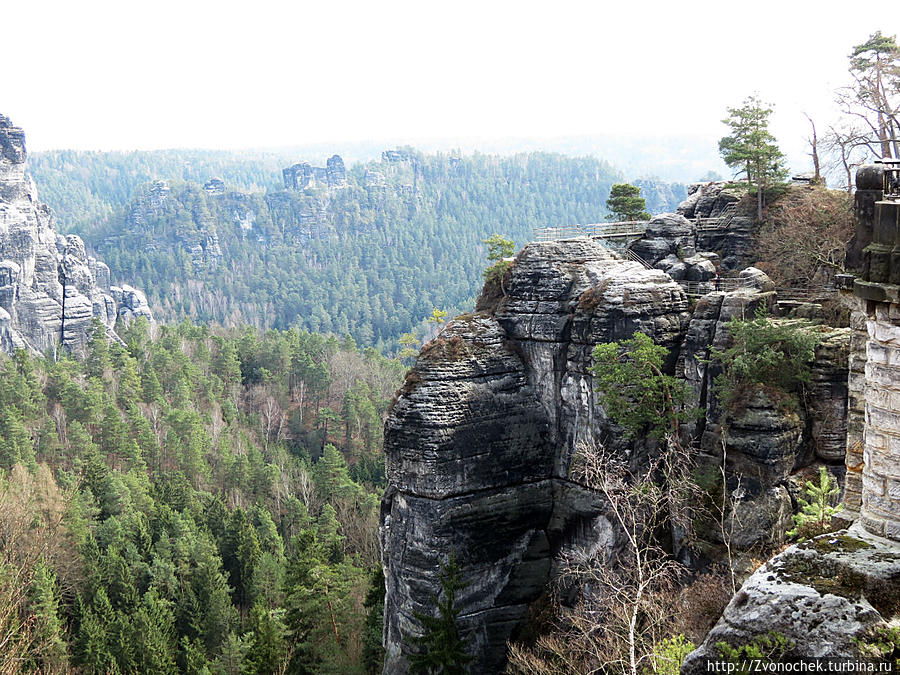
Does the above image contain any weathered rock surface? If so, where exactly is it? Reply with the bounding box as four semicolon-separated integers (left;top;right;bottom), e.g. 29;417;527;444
283;155;347;190
0;115;151;355
679;273;850;554
683;526;900;672
670;181;759;270
381;238;691;673
630;213;696;266
382;241;852;672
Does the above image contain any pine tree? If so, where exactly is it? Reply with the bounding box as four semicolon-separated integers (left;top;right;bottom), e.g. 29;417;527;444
362;566;386;675
719;94;787;220
787;466;843;540
605;183;651;221
409;558;473;675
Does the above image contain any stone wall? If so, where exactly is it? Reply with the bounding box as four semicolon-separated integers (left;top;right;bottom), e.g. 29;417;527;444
844;165;900;541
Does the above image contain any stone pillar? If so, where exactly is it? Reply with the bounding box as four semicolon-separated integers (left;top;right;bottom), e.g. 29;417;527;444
852;197;900;541
841;305;867;518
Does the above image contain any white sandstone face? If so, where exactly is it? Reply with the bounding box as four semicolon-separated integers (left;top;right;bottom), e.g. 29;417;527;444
0;115;152;355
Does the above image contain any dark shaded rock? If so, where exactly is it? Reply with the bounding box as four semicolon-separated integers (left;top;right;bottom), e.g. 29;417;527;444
630;213;696;266
203;177;225;194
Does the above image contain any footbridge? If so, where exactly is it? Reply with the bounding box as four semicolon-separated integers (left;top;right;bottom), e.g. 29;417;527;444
531;203;740;245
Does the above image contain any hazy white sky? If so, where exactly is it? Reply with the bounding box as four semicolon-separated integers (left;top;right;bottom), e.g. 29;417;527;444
3;0;896;169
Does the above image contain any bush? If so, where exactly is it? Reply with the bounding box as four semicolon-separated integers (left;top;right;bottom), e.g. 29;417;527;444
710;310;818;412
787;465;843;540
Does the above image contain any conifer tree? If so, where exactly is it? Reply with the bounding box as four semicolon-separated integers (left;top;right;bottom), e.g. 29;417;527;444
409;557;472;675
719;94;787;220
605;183;651;221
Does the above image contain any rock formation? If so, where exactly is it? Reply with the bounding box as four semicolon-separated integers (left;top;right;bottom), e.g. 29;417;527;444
0;115;151;356
682;529;900;671
381;238;691;673
283;155;347;190
380;234;850;672
683;166;900;666
674;181;758;270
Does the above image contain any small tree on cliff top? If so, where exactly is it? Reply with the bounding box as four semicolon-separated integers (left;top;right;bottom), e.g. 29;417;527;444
719;94;787;221
605;184;651;222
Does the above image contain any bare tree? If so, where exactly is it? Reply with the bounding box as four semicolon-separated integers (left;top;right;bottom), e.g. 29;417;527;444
834;32;900;160
804;113;822;184
822;123;870;194
508;442;698;675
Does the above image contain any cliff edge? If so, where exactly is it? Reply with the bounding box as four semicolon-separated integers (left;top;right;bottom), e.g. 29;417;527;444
0;115;151;355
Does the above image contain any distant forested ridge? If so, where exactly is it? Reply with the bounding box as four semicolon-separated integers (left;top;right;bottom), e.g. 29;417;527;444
32;149;686;348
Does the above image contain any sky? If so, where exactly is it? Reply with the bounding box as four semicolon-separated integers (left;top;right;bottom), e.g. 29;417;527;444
3;0;897;175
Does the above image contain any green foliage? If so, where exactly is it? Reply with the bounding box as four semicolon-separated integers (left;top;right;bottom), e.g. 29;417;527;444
589;332;696;440
787;466;844;540
362;566;387;674
716;631;794;667
709;310;818;412
409;558;473;675
605;182;651;221
855;624;900;663
427;308;448;326
719;95;787;218
647;634;695;675
0;319;403;673
482;233;516;286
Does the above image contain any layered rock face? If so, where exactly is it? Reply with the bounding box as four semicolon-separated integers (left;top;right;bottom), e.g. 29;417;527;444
381;239;691;673
675;181;757;270
683;171;900;667
0;115;151;355
282;155;347;190
382;234;853;672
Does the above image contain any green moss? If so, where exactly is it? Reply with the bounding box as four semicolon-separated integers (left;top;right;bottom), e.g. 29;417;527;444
798;534;872;555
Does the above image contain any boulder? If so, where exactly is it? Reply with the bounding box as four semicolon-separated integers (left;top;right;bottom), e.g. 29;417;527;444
683;527;900;672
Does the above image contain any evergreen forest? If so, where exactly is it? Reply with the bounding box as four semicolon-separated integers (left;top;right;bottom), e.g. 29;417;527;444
31;150;685;349
0;318;404;674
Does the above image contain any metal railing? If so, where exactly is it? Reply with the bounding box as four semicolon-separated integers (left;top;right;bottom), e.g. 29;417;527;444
677;279;838;299
532;221;648;242
695;203;739;231
532;206;739;243
624;249;653;269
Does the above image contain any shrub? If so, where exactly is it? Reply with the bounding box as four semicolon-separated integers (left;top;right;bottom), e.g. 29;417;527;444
787;465;843;540
710;310;818;412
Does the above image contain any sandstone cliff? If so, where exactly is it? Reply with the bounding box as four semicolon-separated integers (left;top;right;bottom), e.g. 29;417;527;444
380;234;850;672
0;115;151;355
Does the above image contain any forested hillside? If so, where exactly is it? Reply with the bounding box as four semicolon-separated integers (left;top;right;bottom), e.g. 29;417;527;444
0;318;403;674
52;151;685;348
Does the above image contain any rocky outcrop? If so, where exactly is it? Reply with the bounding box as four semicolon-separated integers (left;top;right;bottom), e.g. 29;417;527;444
630;213;697;267
683;527;900;671
283;155;347;190
203;177;225;195
326;155;347;188
679;273;850;555
0;115;151;355
672;181;758;271
382;242;852;672
381;238;691;673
